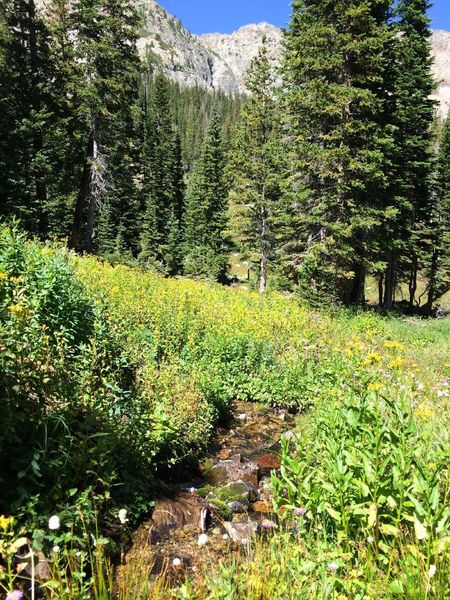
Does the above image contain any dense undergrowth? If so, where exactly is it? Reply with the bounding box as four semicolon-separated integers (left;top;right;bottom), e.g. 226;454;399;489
1;226;449;598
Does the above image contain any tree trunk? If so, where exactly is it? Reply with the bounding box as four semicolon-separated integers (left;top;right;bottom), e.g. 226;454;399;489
408;254;418;310
349;263;366;305
383;252;396;309
424;247;439;316
85;113;99;254
378;275;384;308
70;131;94;251
259;204;268;294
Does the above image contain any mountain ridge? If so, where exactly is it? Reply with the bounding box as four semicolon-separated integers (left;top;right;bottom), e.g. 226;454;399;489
139;1;450;116
36;0;450;115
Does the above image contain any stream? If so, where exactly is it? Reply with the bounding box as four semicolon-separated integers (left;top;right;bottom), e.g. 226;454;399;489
116;401;296;590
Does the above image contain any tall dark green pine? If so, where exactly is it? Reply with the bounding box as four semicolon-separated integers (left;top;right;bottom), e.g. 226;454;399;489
381;0;436;309
423;115;450;313
227;38;283;293
69;0;141;254
139;74;185;274
184;111;228;281
0;0;52;236
44;0;89;240
282;0;393;305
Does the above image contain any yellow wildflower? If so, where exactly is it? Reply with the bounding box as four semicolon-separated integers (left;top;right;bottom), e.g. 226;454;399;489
363;352;382;366
391;358;406;369
368;382;383;392
0;271;8;280
384;340;405;351
414;404;434;419
8;303;26;315
0;515;13;530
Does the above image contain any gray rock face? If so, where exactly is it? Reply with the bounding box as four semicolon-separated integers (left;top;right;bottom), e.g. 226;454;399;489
431;30;450;119
223;519;259;544
137;0;217;89
197;23;282;94
136;2;281;95
205;459;260;486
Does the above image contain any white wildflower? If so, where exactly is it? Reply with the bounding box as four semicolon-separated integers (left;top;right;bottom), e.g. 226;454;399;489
428;565;437;579
172;558;182;567
48;515;60;530
198;533;208;546
118;509;128;525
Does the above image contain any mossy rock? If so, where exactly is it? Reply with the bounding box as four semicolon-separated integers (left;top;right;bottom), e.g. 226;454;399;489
198;482;251;504
207;498;233;521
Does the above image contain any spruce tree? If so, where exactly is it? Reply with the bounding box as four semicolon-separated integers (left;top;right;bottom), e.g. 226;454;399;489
0;0;53;236
69;0;141;253
423;116;450;313
184;111;228;281
381;0;435;309
139;74;185;273
282;0;393;305
227;38;282;293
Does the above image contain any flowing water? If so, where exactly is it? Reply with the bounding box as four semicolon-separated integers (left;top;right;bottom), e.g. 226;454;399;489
116;401;296;590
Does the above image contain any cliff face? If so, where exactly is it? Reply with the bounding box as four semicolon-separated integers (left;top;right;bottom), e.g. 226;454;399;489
197;22;282;94
431;30;450;118
136;1;281;94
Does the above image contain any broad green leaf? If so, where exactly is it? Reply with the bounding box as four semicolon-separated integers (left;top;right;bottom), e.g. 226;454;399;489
380;524;399;537
414;515;427;541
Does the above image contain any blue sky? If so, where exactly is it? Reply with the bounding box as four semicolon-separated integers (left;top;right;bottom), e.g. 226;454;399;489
158;1;450;34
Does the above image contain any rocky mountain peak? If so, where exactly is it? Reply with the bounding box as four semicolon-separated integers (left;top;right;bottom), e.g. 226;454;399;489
197;22;282;94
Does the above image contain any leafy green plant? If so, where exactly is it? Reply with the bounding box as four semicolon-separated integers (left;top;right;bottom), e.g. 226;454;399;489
272;389;450;583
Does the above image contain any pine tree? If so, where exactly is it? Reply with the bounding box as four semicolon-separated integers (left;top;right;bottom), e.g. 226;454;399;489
423;116;450;313
282;0;393;305
184;111;228;281
139;74;185;273
69;0;141;253
380;0;436;309
227;38;282;293
0;0;53;235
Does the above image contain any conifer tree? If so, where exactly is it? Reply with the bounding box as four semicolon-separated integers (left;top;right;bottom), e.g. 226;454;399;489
139;74;185;273
184;111;228;280
282;0;393;305
69;0;141;253
423;116;450;313
0;0;52;236
381;0;435;309
228;38;282;293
